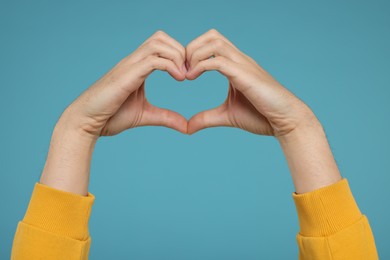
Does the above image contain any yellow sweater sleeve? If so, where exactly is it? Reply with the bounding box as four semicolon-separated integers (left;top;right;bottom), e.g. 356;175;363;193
292;178;379;260
11;182;95;260
11;178;379;259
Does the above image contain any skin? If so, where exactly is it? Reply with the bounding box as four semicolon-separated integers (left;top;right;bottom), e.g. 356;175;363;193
40;29;342;196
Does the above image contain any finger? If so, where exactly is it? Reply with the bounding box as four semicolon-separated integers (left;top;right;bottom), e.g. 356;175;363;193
186;56;239;81
139;56;186;81
141;31;186;65
139;102;188;134
139;39;185;73
188;39;239;70
187;104;231;135
186;29;238;65
105;56;184;98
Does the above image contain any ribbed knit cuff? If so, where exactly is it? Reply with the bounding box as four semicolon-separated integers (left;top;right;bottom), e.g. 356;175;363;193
23;182;95;241
292;178;362;237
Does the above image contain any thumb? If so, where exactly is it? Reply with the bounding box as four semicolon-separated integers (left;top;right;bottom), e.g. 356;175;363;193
187;104;231;135
139;102;188;134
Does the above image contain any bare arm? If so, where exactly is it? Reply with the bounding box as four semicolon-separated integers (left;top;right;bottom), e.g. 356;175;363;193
276;116;342;194
39;111;98;196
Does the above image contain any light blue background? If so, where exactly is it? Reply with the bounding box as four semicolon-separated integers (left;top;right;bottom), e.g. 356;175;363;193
1;1;389;259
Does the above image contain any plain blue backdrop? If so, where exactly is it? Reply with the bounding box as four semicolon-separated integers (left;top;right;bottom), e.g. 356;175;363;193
1;1;389;259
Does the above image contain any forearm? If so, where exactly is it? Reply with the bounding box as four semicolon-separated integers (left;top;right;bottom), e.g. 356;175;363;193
39;108;98;196
276;114;342;194
279;114;379;259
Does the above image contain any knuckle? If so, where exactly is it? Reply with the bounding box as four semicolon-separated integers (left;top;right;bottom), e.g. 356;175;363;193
147;38;162;48
146;55;156;62
154;30;165;36
173;49;182;60
186;44;194;56
213;57;223;69
213;38;225;48
146;56;158;68
153;30;166;40
191;50;199;61
208;28;219;35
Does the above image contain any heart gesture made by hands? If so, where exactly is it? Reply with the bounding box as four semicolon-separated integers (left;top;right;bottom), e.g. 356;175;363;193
61;29;317;140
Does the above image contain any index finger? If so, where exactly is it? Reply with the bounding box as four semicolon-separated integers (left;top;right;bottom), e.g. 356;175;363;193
186;29;238;62
142;30;186;60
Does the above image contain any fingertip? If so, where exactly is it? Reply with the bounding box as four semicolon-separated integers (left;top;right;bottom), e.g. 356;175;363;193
185;73;192;80
166;121;187;135
170;69;186;81
177;73;186;81
170;113;188;134
186;129;198;135
187;118;201;135
185;71;197;80
179;121;188;134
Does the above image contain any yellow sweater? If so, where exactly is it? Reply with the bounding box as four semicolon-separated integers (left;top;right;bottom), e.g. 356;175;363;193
10;178;378;259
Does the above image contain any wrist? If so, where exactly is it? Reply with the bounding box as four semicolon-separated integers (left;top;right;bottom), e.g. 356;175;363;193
52;120;99;147
275;112;342;194
276;111;323;144
54;107;100;143
39;111;98;196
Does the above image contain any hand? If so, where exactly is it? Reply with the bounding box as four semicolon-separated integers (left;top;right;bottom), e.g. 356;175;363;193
185;29;319;138
61;31;188;139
